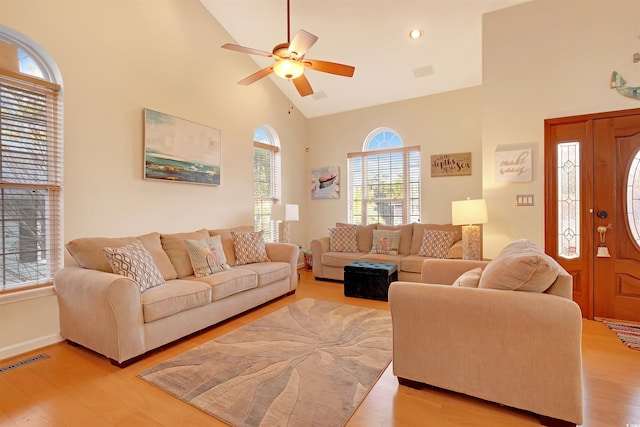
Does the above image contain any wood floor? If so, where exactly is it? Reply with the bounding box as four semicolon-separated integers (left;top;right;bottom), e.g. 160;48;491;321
1;269;639;427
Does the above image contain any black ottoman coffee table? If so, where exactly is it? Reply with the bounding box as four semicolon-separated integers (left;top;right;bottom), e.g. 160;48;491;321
343;261;398;301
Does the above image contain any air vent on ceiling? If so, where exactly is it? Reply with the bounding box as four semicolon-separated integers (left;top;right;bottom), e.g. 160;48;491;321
413;65;434;78
312;91;328;100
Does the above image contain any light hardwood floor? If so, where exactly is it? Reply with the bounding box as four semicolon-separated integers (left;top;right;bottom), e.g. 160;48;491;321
1;269;639;427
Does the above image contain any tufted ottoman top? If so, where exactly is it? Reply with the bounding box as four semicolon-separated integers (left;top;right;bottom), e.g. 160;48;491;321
344;261;397;275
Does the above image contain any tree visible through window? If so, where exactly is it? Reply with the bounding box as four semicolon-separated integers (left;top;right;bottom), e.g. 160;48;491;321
253;126;281;242
348;128;420;225
0;31;63;292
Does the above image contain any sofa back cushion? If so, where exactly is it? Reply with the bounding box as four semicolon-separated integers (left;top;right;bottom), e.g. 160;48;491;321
160;229;210;278
66;232;178;280
377;224;413;255
478;239;559;293
336;222;377;252
410;224;462;255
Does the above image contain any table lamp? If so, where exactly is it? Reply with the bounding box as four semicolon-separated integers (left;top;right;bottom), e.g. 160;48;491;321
451;198;488;260
272;203;299;243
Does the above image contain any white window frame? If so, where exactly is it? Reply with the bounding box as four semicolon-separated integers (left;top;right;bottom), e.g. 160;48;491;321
253;125;281;242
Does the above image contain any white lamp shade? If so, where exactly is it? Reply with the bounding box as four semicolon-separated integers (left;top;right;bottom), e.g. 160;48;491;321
451;198;488;225
272;204;299;222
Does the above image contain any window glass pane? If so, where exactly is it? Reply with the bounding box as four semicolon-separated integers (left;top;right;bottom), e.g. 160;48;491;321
18;48;45;79
557;142;580;259
366;129;402;150
254;127;270;144
626;150;640;245
253;126;280;242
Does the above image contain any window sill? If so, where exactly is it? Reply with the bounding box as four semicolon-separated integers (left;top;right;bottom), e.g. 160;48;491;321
0;285;56;306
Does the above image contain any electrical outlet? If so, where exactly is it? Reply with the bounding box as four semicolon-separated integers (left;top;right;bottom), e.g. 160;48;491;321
516;194;534;206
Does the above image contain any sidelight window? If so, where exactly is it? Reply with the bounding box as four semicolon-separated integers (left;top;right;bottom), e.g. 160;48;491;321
557;142;580;259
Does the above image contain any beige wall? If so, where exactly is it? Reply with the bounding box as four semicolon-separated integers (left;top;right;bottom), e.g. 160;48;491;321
0;0;308;358
481;0;640;258
305;86;484;241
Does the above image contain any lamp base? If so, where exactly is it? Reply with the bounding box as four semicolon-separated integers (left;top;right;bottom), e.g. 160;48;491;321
278;221;291;244
461;225;481;260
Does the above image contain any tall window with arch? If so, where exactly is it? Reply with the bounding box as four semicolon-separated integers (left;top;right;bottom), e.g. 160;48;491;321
0;28;63;292
348;128;420;225
253;126;281;242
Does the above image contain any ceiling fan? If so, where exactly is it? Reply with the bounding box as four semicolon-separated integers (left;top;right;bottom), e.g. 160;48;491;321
221;0;355;97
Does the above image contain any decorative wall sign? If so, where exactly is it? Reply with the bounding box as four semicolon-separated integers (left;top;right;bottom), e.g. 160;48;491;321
430;152;472;177
144;108;221;186
610;51;640;100
495;148;532;183
311;166;339;199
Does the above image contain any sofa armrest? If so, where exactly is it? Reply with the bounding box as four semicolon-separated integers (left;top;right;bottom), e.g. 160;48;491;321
421;258;489;284
265;242;299;291
310;237;330;277
388;282;583;425
54;266;145;363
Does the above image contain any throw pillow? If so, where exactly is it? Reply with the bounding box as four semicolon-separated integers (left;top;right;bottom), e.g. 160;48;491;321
103;241;165;292
417;229;456;258
184;235;231;277
478;239;559;292
328;225;359;252
231;231;270;266
370;229;402;255
452;267;483;288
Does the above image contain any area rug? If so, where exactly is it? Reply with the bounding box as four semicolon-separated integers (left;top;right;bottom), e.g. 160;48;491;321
138;298;392;427
604;320;640;350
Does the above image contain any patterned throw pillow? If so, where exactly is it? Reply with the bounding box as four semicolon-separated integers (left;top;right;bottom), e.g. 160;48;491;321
103;240;165;292
231;231;270;266
370;229;402;255
417;229;456;258
184;235;231;277
328;225;358;253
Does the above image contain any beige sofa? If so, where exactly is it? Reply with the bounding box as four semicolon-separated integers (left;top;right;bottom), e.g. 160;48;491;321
54;226;299;367
310;222;463;282
389;240;583;426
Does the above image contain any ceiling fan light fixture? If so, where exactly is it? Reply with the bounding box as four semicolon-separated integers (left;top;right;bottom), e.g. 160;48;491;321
409;28;423;39
273;59;305;80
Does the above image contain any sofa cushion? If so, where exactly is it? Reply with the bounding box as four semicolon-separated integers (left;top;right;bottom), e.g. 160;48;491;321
321;251;364;267
410;224;462;255
208;226;254;266
141;279;212;322
370;229;402;255
447;240;463;259
399;255;426;274
194;268;258;301
478;239;559;292
378;224;413;255
417;229;456;258
103;241;165;292
232;261;291;287
184;235;231;277
359;253;405;264
452;267;483;288
336;223;377;252
329;225;359;252
66;232;178;280
161;229;210;278
232;231;270;265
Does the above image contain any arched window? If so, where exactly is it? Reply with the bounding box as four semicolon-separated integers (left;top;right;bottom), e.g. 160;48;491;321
0;27;63;292
253;126;281;242
348;128;420;225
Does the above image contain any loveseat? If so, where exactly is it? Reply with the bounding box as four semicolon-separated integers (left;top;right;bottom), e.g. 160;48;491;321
54;226;299;367
310;222;463;282
389;239;583;426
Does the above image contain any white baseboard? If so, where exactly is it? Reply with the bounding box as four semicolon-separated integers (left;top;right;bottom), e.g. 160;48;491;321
0;333;64;362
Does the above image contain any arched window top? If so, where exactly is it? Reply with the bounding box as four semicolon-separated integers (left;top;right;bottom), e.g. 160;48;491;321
254;125;280;148
0;26;62;85
363;127;403;151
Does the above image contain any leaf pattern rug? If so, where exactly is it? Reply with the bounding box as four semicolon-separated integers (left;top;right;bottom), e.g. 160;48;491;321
138;298;392;427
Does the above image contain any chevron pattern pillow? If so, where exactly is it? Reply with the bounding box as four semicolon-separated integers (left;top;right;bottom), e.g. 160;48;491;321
417;229;456;258
103;240;165;292
231;231;270;266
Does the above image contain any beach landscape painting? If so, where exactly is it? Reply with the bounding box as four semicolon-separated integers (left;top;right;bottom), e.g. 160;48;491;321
144;109;221;186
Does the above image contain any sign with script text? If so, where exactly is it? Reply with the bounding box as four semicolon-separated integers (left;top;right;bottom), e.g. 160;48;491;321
430;152;472;177
495;149;532;182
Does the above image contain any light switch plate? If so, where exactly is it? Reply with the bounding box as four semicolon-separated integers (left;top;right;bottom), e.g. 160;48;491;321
516;194;534;206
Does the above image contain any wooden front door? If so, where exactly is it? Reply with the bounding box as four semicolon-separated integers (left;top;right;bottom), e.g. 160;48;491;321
545;108;640;322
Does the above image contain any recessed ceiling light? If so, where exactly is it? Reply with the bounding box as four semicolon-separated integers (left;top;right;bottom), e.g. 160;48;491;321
409;28;423;39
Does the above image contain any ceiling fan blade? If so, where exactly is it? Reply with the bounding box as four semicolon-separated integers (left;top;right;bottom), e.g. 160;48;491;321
288;30;318;58
293;74;313;97
304;59;355;77
221;43;273;58
238;66;274;85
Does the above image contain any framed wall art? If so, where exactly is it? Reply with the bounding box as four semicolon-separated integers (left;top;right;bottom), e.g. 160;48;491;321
144;108;221;186
311;166;339;199
495;148;532;183
430;152;472;177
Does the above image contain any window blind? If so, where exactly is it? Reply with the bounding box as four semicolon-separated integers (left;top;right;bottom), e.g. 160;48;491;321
253;141;281;242
348;145;420;225
0;71;63;292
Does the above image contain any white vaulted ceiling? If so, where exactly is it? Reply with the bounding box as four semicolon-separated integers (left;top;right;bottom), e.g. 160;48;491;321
200;0;529;118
